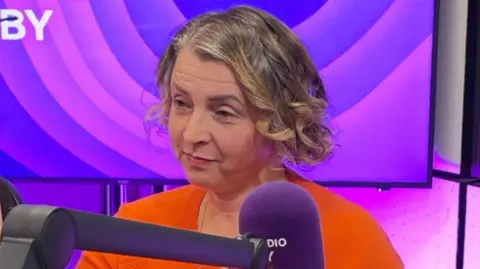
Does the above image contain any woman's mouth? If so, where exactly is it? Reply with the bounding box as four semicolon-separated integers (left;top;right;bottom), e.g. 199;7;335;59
184;153;215;167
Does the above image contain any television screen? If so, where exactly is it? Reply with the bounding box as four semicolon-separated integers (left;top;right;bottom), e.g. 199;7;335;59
0;0;435;186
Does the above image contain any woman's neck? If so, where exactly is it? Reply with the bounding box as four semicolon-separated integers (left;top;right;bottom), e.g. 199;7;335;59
206;187;254;216
199;188;254;238
207;168;286;215
199;169;287;237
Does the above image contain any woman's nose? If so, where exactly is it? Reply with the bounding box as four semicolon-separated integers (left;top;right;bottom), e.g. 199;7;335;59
182;112;211;145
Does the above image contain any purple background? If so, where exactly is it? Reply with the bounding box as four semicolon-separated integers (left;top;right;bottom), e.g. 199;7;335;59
0;0;434;184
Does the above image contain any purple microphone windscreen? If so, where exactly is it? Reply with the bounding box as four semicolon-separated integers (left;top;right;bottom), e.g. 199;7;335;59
239;181;324;269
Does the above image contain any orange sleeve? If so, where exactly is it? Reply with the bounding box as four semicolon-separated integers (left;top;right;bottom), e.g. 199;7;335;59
362;214;404;269
75;206;132;269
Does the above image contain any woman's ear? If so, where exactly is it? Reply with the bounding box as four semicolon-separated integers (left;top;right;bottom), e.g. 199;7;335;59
268;143;285;171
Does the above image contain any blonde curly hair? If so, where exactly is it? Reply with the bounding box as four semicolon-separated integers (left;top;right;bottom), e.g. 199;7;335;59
147;5;333;166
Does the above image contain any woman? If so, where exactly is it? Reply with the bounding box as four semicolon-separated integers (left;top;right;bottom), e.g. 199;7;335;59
76;6;403;269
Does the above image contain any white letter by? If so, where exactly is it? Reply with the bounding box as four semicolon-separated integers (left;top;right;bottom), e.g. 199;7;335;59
0;9;25;40
25;9;53;41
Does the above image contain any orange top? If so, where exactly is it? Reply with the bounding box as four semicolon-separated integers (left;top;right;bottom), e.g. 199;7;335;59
76;172;403;269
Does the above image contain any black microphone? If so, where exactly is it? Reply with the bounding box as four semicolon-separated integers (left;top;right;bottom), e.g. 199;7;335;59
0;205;269;269
0;16;18;22
0;177;23;221
239;181;325;269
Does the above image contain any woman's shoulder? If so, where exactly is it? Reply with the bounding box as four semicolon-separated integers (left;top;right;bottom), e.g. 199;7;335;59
293;178;403;268
75;185;205;269
294;178;382;232
115;184;204;226
287;170;372;219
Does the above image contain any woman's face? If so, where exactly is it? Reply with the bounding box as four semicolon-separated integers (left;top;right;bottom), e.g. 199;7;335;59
168;48;273;194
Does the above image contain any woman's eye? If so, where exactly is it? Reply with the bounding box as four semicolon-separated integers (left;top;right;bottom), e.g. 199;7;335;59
173;99;188;108
216;110;235;118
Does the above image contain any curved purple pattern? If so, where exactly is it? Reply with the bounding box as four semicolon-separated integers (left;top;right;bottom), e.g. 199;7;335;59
56;1;158;118
294;0;394;70
297;36;433;181
173;0;328;28
39;2;145;140
0;0;434;184
86;0;158;91
0;1;165;178
321;0;433;115
123;0;187;57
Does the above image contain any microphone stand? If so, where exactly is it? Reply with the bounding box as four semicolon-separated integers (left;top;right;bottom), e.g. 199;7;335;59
0;205;269;269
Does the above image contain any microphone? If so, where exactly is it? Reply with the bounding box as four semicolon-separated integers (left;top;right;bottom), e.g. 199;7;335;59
239;181;324;269
0;177;23;221
0;205;269;269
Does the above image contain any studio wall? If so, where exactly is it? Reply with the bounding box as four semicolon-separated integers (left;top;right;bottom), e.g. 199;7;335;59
335;178;458;269
464;185;480;269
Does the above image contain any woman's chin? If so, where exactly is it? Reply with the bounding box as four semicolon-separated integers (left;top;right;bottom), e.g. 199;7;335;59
186;174;216;188
187;175;233;193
